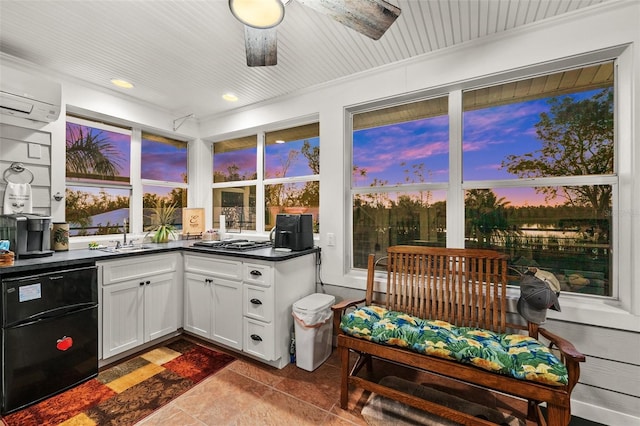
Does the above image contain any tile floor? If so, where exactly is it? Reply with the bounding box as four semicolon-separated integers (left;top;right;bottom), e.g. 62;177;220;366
134;336;537;426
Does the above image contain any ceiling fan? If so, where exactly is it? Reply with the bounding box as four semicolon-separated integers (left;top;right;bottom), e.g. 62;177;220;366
229;0;401;67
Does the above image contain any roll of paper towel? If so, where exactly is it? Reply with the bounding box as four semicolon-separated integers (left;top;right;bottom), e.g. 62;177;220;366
219;215;226;240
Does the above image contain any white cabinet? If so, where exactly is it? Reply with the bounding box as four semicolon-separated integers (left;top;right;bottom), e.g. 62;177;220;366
99;254;179;359
184;252;316;369
183;256;243;350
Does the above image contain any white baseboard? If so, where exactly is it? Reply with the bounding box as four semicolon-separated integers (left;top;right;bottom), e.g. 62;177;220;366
572;400;640;426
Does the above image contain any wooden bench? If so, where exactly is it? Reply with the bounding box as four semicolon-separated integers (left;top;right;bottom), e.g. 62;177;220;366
332;246;585;426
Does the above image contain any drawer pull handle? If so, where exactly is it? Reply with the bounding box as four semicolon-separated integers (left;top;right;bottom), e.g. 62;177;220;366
139;281;145;286
250;270;262;276
250;334;263;342
250;298;262;305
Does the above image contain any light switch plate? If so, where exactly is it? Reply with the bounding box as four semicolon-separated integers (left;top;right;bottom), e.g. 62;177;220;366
28;143;41;159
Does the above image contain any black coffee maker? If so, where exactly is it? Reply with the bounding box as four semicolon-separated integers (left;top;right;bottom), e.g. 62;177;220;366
272;214;314;251
0;214;54;259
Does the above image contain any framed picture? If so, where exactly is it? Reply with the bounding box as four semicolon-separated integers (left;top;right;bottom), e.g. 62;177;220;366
182;208;204;237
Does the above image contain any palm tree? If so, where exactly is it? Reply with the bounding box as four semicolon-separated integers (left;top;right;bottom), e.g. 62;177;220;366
465;189;510;248
66;124;122;179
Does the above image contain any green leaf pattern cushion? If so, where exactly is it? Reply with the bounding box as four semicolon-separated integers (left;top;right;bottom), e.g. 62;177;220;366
340;306;568;387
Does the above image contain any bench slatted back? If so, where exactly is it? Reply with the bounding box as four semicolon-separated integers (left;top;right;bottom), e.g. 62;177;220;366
366;246;510;334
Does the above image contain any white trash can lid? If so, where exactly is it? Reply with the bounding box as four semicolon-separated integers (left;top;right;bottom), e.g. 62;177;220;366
293;293;335;314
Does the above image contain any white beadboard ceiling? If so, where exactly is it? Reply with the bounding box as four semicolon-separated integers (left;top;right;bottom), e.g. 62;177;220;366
0;0;610;121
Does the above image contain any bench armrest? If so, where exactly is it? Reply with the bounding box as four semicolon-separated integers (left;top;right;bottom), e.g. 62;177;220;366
538;327;586;362
539;327;585;393
331;298;365;334
332;298;366;313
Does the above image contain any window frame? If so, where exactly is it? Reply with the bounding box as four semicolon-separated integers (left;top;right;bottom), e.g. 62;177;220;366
347;51;629;310
65;116;190;240
65;115;133;237
211;120;321;234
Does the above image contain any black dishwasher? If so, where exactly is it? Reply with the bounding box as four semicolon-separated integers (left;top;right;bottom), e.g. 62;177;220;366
1;265;98;415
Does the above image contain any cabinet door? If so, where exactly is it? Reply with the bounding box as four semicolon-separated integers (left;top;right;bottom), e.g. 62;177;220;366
183;272;213;339
144;272;178;342
212;277;243;350
102;279;144;358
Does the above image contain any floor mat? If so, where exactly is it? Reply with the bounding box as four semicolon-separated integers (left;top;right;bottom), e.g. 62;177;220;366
1;338;235;426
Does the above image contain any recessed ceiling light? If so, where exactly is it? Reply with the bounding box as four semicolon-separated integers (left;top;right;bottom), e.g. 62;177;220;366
223;93;239;102
111;79;134;89
275;140;285;144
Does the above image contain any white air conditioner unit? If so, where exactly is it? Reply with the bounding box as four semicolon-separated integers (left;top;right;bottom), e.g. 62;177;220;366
0;66;61;123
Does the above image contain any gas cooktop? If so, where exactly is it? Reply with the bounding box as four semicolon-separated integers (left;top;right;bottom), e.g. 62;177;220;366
191;239;273;251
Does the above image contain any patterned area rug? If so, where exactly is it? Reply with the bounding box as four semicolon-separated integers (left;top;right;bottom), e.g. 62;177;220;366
2;338;235;426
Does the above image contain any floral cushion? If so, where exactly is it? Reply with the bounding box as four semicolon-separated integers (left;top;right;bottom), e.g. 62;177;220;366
340;305;568;387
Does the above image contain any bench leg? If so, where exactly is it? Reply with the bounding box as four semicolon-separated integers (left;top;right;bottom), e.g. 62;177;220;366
527;400;540;423
340;345;350;409
547;403;571;426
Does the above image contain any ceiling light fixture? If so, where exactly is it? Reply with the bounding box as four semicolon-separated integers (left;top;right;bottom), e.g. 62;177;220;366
229;0;285;29
110;78;134;89
222;93;239;102
275;139;285;144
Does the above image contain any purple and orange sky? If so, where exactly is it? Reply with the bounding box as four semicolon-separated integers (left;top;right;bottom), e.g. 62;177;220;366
353;89;603;207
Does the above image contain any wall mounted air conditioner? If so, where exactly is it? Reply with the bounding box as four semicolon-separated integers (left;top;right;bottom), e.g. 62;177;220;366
0;65;61;123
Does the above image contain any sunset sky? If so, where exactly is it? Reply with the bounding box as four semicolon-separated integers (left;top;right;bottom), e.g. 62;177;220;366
353;89;602;207
67;89;603;208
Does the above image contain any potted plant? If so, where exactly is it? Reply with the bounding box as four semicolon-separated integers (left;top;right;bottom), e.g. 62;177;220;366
145;200;177;243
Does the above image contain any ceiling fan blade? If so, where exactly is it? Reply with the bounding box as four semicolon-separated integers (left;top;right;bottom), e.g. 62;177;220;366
297;0;400;40
245;26;278;67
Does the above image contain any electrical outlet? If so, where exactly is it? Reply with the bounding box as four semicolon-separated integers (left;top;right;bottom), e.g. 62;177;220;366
327;232;335;246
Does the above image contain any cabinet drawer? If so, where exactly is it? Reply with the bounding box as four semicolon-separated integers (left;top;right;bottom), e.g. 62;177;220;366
243;263;272;287
243;318;275;361
243;284;274;322
184;255;242;280
101;254;177;285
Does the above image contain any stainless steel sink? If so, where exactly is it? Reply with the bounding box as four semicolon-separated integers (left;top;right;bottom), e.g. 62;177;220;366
100;245;154;253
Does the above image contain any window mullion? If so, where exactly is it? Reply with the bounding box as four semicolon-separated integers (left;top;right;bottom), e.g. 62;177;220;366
256;131;266;233
130;128;142;234
448;90;464;247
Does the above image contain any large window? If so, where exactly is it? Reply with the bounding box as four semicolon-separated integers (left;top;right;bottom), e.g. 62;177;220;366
212;122;320;233
141;132;188;232
65;117;131;236
352;97;449;264
213;135;257;231
66;118;188;237
265;123;319;231
351;62;615;297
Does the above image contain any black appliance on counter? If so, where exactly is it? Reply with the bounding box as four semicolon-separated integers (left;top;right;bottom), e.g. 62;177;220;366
0;213;54;259
273;214;314;251
0;265;98;415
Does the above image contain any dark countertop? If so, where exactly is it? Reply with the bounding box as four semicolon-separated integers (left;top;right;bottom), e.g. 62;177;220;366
0;240;320;277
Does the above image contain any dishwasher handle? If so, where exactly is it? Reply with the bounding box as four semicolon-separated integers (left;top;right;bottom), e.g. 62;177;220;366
3;302;98;328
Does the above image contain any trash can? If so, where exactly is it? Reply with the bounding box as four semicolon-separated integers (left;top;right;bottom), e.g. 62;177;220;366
292;293;336;371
